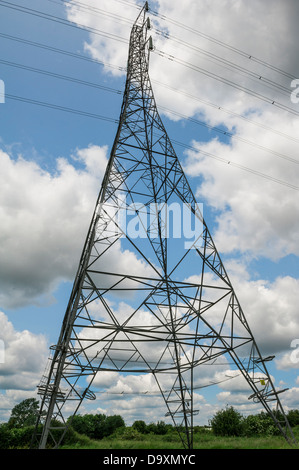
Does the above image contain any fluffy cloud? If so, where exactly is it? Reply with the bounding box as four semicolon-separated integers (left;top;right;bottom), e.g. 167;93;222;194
2;0;299;426
64;0;299;115
225;262;299;355
64;0;137;76
0;312;48;421
0;145;107;308
183;113;299;259
0;311;47;385
151;1;299;262
64;0;299;263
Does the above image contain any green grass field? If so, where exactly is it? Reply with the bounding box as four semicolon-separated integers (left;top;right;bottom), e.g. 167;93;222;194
61;425;299;450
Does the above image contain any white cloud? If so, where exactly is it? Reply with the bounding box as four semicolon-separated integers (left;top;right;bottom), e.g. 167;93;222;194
0;146;108;307
0;312;48;386
0;312;48;421
225;261;299;355
2;0;299;427
64;0;299;263
0;144;163;310
185;263;299;358
64;0;299;124
149;0;299;117
64;0;138;76
183;114;299;259
0;146;106;308
280;387;299;410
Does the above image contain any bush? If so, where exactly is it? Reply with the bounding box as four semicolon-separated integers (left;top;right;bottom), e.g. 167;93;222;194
104;415;125;437
287;409;299;427
243;412;281;437
8;398;40;428
69;413;125;440
0;423;39;449
210;406;244;437
147;421;170;435
119;427;145;441
132;420;148;434
0;423;12;449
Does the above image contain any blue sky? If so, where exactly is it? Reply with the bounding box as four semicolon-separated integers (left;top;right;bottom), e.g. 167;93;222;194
1;0;299;427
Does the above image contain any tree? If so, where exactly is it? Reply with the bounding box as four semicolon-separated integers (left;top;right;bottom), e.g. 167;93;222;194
243;413;276;436
69;414;105;439
69;413;125;440
132;420;148;434
103;415;125;437
210;406;244;437
8;398;40;428
287;409;299;427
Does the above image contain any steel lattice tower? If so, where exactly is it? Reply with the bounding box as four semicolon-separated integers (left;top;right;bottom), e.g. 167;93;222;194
32;3;296;449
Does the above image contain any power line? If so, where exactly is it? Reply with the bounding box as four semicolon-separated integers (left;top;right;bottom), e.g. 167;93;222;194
158;105;299;166
3;56;297;167
153;29;291;99
152;79;299;145
90;0;297;83
57;0;294;99
149;5;297;81
2;2;297;119
155;49;299;119
71;0;142;13
4;0;295;109
5;93;298;191
2;2;298;190
5;93;118;124
95;373;241;396
48;0;133;27
0;32;126;73
4;0;294;100
2;31;298;148
172;139;299;191
0;0;128;44
0;58;122;95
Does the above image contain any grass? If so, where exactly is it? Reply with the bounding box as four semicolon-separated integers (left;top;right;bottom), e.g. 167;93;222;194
61;426;299;450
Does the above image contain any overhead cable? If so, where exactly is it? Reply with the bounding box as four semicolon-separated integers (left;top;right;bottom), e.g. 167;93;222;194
149;6;297;81
155;49;299;119
5;93;118;123
0;58;122;95
1;31;298;147
153;29;291;98
5;93;298;191
0;32;126;73
0;0;128;44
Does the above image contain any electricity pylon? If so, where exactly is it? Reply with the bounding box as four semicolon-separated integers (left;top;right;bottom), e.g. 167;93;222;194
32;2;296;449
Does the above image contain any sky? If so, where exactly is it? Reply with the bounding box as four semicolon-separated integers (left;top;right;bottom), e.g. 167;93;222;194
1;0;299;428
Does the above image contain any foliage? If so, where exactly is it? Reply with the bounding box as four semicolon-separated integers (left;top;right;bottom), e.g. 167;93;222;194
243;412;280;437
118;427;145;441
104;415;125;437
3;399;299;449
61;425;299;450
287;409;299;427
68;413;125;440
210;406;244;437
0;423;37;449
147;420;170;435
131;420;171;435
8;398;40;428
132;420;148;434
